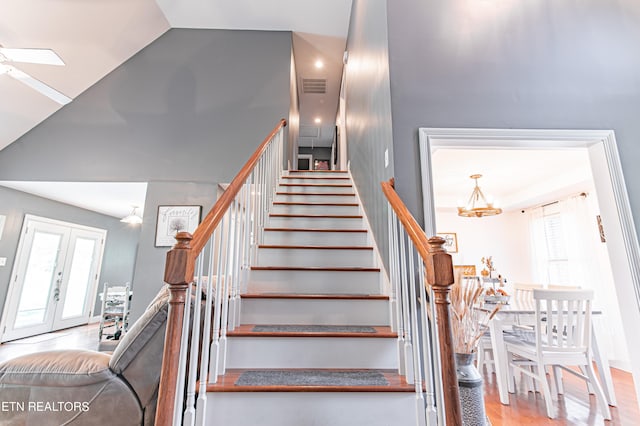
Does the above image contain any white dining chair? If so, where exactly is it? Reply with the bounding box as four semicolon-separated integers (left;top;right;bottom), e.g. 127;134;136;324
504;289;611;419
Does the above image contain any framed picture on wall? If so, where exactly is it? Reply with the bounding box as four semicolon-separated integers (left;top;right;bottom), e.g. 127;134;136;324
155;205;202;247
437;232;458;253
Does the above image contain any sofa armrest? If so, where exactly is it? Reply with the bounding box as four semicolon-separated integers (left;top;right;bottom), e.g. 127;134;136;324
0;350;114;387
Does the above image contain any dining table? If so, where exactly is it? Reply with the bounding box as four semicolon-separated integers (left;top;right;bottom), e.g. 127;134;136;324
487;299;617;407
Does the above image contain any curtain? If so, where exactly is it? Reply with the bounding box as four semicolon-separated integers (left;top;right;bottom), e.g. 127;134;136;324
527;207;549;285
529;194;628;364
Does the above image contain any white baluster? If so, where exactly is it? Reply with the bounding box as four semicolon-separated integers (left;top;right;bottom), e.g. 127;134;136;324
407;244;427;426
173;282;192;426
183;254;205;426
208;222;225;383
218;210;233;375
225;198;238;330
418;262;440;424
196;239;216;425
399;228;414;384
389;208;406;376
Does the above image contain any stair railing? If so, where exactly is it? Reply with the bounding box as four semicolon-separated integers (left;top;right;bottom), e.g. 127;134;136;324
156;119;287;426
381;179;462;426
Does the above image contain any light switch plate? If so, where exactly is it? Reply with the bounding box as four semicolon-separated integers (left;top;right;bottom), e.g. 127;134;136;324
384;149;389;168
0;257;6;267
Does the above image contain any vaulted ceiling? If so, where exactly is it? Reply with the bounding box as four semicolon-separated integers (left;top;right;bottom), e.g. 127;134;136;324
0;1;352;218
0;0;352;152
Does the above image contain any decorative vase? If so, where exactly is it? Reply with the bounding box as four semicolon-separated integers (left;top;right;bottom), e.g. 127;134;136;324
455;352;488;426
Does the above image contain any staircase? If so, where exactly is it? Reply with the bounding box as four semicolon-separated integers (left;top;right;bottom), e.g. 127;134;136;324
204;170;421;426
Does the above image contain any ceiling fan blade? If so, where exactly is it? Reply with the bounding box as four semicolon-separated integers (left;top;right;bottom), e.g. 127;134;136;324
3;66;71;105
0;47;65;66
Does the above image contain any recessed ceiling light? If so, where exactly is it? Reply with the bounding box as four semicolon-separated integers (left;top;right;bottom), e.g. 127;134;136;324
314;60;324;69
314;117;322;124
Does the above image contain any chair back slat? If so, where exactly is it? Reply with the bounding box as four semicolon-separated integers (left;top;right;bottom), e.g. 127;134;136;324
534;289;593;352
513;283;542;310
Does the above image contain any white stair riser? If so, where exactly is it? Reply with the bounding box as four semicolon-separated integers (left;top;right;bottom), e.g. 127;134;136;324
247;269;382;294
271;204;360;215
206;393;418;426
226;337;397;368
275;194;357;203
263;230;369;246
268;216;364;229
278;185;354;194
240;298;389;326
281;177;351;185
256;248;375;267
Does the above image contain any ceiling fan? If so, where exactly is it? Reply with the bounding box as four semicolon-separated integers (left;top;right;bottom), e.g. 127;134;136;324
0;46;72;105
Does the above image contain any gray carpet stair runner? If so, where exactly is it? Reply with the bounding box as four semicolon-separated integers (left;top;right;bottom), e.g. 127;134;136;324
251;325;377;333
235;370;389;387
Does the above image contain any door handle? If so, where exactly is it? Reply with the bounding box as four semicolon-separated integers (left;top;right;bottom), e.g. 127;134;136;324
54;272;62;302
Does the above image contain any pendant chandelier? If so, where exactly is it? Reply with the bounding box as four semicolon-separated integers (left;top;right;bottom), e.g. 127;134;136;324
457;174;502;218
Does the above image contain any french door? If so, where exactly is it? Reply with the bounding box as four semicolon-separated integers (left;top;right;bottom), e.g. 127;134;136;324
1;215;106;342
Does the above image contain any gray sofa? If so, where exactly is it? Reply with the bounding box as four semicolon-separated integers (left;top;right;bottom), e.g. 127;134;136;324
0;286;169;426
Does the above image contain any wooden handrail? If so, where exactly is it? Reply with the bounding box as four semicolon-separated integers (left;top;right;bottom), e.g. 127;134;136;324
155;119;286;426
380;179;462;425
192;118;287;256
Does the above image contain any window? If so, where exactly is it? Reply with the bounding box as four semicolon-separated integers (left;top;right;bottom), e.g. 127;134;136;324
542;210;569;285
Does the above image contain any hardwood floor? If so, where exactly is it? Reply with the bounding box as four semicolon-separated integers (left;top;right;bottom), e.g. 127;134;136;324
0;323;100;363
484;366;639;425
1;324;638;425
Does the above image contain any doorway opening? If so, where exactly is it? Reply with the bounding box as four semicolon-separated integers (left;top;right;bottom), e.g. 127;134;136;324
0;215;106;342
419;127;640;403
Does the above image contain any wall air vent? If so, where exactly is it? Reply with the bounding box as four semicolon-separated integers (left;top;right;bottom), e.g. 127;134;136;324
302;78;327;94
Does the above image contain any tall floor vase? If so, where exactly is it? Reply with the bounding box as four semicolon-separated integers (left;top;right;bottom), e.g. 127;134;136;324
455;352;489;426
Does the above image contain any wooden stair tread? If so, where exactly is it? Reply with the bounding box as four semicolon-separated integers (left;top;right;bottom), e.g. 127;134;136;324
279;183;353;187
273;201;359;206
258;244;373;250
288;170;348;173
250;266;380;272
241;293;388;300
228;324;396;338
269;213;363;219
276;192;355;196
282;176;350;180
263;228;367;233
206;368;413;393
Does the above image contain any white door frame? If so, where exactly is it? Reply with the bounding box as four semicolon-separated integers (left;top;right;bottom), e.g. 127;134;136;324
419;127;640;404
0;215;106;341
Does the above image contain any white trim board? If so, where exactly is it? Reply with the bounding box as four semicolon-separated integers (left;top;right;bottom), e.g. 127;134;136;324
419;127;640;406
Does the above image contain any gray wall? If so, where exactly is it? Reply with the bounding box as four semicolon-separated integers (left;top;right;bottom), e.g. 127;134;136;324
0;28;293;184
129;181;217;321
0;28;293;318
0;186;140;320
344;0;394;266
386;0;640;239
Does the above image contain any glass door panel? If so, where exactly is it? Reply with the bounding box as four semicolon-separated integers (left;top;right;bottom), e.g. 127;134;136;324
61;237;96;319
14;231;62;328
54;229;104;329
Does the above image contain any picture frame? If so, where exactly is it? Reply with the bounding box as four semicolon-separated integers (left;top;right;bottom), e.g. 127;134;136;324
437;232;458;253
155;205;202;247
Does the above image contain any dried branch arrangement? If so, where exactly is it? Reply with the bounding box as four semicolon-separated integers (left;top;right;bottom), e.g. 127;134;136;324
450;275;503;354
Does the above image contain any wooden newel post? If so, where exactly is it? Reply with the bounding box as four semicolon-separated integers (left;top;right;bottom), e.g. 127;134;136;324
155;231;195;426
425;236;463;425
